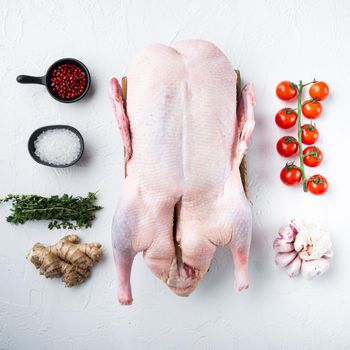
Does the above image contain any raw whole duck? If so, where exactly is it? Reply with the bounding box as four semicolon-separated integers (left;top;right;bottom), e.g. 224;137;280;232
110;40;256;305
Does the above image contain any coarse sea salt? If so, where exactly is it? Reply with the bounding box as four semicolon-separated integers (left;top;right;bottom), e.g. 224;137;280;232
34;128;81;165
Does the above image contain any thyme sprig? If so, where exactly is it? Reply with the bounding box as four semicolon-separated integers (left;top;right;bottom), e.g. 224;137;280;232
0;192;102;229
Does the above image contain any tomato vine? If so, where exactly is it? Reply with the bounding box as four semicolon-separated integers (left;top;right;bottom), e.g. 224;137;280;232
275;79;329;195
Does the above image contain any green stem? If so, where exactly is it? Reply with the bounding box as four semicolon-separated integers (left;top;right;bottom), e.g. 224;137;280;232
285;107;298;113
303;151;319;159
301;98;318;107
20;206;79;214
302;79;316;88
20;206;99;214
297;80;308;192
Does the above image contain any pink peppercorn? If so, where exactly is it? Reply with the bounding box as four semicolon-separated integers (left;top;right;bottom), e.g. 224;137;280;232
50;64;87;99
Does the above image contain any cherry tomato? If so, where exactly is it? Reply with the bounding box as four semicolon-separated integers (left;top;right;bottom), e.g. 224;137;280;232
307;175;328;195
309;81;329;101
303;146;323;167
275;108;297;129
280;164;302;186
276;81;298;101
276;136;299;157
302;100;322;119
301;124;319;145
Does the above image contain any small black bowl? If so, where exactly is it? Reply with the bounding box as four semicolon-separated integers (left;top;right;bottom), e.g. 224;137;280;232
28;125;84;168
17;58;91;103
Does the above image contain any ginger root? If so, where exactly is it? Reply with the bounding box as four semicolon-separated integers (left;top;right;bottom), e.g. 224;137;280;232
27;235;103;287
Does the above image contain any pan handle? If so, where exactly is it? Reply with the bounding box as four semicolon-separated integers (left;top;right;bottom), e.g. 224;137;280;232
16;75;46;85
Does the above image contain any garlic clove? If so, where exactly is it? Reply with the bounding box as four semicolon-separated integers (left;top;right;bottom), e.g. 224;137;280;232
290;219;307;235
273;238;294;253
275;251;298;267
287;255;302;277
323;249;333;259
278;226;296;242
301;258;330;280
296;228;332;261
310;234;332;259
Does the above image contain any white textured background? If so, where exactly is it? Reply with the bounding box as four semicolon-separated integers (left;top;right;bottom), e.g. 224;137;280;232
0;0;349;349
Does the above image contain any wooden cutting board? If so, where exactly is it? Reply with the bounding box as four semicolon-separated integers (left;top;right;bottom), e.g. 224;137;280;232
121;70;248;198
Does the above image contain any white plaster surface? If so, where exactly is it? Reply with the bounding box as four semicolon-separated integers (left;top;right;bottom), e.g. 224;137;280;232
0;0;349;349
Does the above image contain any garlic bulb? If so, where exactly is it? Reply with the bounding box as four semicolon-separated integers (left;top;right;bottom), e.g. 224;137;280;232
273;219;333;280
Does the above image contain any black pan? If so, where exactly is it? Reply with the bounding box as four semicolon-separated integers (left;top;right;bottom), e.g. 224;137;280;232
16;58;91;103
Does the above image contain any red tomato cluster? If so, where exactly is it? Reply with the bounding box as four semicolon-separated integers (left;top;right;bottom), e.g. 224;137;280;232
275;80;329;195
